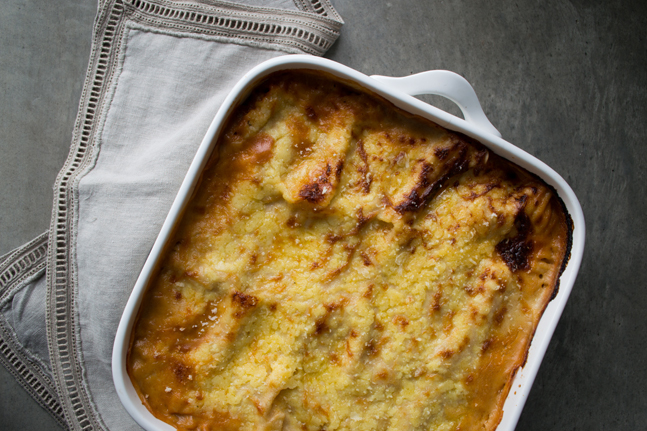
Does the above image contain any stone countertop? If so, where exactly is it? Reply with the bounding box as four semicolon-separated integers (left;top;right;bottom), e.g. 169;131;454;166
1;0;646;429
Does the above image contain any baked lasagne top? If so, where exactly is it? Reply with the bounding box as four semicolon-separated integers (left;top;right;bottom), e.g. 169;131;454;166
128;71;571;431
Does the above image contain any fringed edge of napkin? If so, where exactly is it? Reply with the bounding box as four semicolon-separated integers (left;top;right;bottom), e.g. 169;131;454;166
0;233;67;428
34;0;343;430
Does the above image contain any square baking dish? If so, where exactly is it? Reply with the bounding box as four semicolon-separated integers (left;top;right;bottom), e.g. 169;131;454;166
112;54;585;431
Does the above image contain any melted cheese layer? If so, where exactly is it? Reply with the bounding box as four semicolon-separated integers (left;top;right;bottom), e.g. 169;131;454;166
128;71;570;431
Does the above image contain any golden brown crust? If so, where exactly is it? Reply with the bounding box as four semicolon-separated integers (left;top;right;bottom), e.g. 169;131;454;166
127;71;571;431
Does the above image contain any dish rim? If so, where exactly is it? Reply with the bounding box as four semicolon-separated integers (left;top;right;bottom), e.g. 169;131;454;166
111;54;585;431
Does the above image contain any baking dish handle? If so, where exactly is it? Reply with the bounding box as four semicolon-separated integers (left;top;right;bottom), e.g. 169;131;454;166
370;71;501;138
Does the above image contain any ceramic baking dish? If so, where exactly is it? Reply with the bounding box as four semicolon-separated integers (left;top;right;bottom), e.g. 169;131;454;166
112;54;585;431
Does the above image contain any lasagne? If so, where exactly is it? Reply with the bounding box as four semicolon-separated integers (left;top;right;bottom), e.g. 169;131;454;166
128;70;571;431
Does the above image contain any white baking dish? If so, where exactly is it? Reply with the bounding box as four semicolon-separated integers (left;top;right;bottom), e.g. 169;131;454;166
112;54;585;431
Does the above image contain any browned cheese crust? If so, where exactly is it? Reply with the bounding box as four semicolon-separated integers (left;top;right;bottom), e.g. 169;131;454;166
127;71;571;431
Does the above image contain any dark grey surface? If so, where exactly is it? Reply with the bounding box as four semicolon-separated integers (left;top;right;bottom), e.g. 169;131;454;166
1;1;95;429
1;0;646;429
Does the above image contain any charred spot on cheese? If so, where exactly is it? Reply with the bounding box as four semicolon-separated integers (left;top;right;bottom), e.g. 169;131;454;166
393;141;487;214
314;318;329;335
127;70;571;431
496;211;533;272
481;338;494;353
356;139;372;193
440;349;455;359
300;179;330;203
430;291;442;313
360;251;372;266
494;306;508;325
394;315;410;329
305;105;317;120
171;362;191;383
231;291;258;316
434;146;450;160
298;161;343;205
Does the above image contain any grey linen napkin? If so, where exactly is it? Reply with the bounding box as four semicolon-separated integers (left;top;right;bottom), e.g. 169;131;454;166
0;0;342;429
